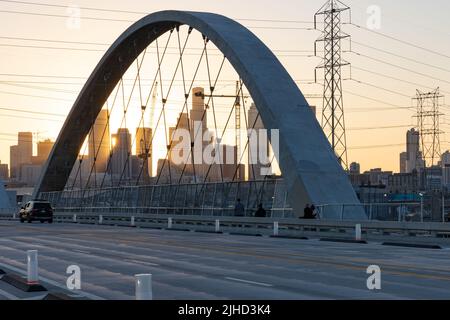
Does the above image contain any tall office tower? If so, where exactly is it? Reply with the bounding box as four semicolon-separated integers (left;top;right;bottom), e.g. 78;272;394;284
406;128;424;173
9;145;19;179
399;152;407;174
9;132;33;180
0;161;8;180
349;162;361;175
88;109;110;173
36;139;54;165
135;127;153;181
248;103;270;180
190;87;207;130
18;132;33;165
190;88;210;179
111;128;132;180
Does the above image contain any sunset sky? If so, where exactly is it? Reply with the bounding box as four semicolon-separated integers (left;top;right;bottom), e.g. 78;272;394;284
1;0;450;173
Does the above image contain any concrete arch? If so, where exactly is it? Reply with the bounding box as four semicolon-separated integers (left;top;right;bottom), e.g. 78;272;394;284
34;10;364;219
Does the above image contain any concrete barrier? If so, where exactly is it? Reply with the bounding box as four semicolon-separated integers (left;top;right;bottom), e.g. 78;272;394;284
135;274;152;300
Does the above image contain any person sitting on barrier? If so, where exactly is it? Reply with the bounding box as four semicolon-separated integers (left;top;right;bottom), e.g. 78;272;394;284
234;198;245;217
255;203;266;218
303;204;311;219
310;204;318;219
303;204;316;219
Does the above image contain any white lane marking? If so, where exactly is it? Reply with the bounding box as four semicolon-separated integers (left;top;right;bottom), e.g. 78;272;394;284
124;259;159;267
225;277;273;287
73;249;91;255
0;288;19;300
0;262;105;300
23;294;47;300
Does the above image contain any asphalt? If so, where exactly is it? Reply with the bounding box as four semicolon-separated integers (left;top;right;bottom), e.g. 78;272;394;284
0;221;449;300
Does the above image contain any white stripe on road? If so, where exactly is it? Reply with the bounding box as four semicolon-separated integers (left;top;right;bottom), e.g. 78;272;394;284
73;250;91;255
0;287;19;300
124;259;160;267
225;277;273;287
0;262;105;300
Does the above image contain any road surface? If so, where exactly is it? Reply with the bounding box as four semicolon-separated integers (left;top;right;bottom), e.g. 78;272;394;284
0;221;449;299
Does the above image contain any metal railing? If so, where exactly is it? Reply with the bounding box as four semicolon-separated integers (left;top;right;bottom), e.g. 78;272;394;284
316;202;448;223
2;211;450;240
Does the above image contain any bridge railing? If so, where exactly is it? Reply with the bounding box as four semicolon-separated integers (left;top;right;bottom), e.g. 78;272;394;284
2;210;450;240
52;206;295;218
316;202;448;223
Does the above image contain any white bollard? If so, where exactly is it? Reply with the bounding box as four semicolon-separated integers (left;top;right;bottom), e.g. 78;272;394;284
131;216;135;227
27;250;39;284
73;214;77;223
99;215;103;225
13;212;16;220
168;217;173;229
135;274;153;300
273;221;279;237
355;224;362;241
215;219;220;233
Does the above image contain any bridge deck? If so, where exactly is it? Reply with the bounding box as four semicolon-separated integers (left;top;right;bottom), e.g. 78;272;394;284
0;221;449;299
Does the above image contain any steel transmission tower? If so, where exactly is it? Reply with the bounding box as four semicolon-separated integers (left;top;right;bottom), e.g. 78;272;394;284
314;0;351;169
414;88;444;169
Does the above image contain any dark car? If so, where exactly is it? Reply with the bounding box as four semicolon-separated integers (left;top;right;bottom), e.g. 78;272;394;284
19;200;53;224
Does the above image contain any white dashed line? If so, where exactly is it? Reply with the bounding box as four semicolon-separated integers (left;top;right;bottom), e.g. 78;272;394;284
225;277;273;287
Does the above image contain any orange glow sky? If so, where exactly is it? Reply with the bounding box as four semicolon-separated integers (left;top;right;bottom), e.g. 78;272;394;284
0;0;449;173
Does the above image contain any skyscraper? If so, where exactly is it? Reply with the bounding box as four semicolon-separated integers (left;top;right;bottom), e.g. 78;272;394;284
248;103;270;180
9;145;19;179
190;87;207;130
405;128;424;173
399;152;407;174
0;161;8;181
349;162;361;175
36;139;54;165
10;132;33;180
88;109;110;173
111;128;132;180
18;132;33;164
135;127;152;180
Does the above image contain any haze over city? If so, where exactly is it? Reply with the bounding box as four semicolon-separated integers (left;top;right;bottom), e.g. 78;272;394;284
1;0;450;306
0;0;449;174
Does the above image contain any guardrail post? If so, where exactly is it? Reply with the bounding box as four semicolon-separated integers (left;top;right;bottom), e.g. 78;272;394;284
99;215;103;225
273;221;279;236
135;274;152;300
168;217;172;229
27;250;39;284
131;216;135;227
215;219;220;233
73;214;77;223
355;224;362;241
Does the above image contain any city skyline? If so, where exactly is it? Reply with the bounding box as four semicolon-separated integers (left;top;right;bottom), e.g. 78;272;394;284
0;0;450;173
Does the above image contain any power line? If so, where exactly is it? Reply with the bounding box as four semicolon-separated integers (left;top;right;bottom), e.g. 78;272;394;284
0;36;319;54
347;124;413;131
347;22;450;60
348;51;450;86
348;143;404;150
0;90;74;102
351;40;450;74
0;106;65;117
0;9;316;31
351;65;450;96
0;0;317;24
348;78;412;99
344;90;414;111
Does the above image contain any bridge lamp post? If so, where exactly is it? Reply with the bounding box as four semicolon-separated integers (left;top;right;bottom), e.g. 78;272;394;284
419;192;424;222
